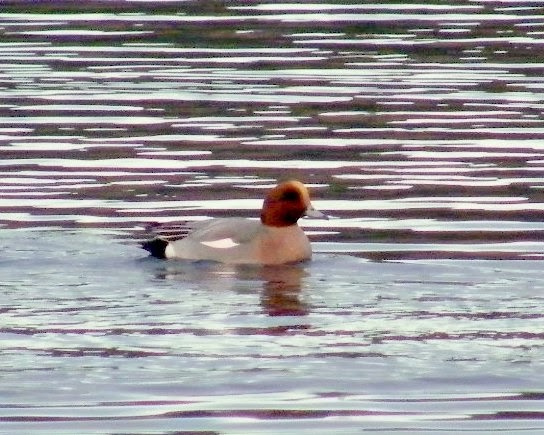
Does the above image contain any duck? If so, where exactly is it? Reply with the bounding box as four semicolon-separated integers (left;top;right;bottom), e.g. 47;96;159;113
141;180;326;265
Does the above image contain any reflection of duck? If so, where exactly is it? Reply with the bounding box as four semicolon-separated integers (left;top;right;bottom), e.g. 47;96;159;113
152;262;309;317
258;265;309;317
142;180;326;265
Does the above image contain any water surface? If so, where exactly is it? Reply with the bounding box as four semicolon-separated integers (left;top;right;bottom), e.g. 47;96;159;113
1;230;543;433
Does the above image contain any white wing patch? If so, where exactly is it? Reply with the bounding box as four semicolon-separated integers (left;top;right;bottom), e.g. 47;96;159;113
200;238;240;249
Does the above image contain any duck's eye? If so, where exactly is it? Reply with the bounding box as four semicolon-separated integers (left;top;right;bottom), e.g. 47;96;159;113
281;189;300;201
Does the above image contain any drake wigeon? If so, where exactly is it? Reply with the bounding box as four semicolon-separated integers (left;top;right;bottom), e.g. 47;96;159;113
142;180;326;265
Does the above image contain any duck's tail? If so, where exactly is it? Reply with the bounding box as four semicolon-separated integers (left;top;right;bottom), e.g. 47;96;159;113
141;238;169;259
138;222;192;258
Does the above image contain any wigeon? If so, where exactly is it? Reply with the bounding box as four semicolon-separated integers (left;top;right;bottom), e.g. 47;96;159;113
142;180;326;265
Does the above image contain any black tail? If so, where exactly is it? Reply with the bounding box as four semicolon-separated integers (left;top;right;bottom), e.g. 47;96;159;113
142;238;169;259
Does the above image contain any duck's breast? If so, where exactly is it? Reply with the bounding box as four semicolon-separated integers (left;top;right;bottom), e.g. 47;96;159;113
256;225;311;265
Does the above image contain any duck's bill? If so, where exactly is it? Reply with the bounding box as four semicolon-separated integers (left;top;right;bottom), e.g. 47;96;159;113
305;206;328;220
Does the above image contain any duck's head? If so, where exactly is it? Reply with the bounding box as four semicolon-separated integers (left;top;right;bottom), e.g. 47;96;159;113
260;180;326;227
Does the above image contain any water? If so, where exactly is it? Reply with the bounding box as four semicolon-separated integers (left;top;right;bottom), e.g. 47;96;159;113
1;1;544;433
2;230;543;433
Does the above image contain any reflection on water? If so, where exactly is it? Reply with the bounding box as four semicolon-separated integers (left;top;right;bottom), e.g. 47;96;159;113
153;261;309;317
258;266;309;317
1;1;544;432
